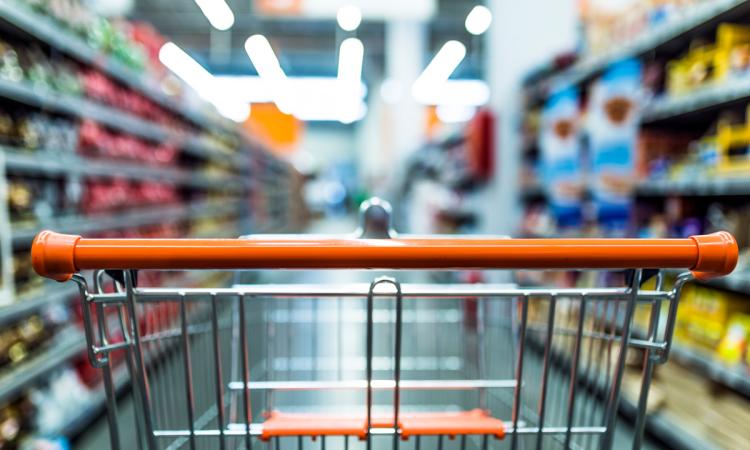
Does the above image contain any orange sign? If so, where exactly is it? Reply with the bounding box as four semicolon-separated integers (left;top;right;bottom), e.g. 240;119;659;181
244;103;303;155
255;0;303;15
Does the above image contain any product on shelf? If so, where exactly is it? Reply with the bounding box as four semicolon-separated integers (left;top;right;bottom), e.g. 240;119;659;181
77;119;178;166
666;23;750;96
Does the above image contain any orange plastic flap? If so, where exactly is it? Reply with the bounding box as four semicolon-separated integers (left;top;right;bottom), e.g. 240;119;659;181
399;409;505;440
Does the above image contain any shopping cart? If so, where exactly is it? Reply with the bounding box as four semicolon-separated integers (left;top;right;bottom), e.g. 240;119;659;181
31;200;737;450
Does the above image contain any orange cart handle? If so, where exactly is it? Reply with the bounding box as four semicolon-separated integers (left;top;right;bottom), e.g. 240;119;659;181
31;230;738;282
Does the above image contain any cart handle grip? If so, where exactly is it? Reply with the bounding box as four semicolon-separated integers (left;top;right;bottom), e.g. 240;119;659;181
31;230;738;282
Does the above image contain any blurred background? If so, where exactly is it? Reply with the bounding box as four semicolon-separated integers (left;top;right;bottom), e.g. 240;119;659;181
0;0;750;449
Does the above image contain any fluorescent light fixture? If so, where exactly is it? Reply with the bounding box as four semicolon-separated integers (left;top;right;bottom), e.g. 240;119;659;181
465;5;492;36
194;0;234;31
337;38;364;123
412;40;466;101
214;75;368;123
159;42;249;122
244;35;292;113
338;38;364;86
436;104;477;123
337;5;362;31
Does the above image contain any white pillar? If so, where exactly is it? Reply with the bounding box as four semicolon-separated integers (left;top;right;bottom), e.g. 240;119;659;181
356;20;426;197
486;0;578;234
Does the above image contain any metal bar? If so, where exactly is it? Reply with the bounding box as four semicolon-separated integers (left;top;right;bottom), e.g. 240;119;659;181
180;301;197;450
564;296;586;449
124;272;158;450
239;295;253;450
601;270;642;450
35;232;736;278
96;302;121;450
477;296;488;411
130;284;669;300
157;425;609;438
211;294;227;450
226;379;518;391
510;295;528;450
393;279;403;450
632;293;663;450
535;296;556;450
365;280;374;450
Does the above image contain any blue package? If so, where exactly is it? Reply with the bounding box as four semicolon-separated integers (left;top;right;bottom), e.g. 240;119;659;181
540;87;583;228
587;58;642;232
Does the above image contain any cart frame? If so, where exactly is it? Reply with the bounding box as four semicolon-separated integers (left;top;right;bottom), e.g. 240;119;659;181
30;200;737;450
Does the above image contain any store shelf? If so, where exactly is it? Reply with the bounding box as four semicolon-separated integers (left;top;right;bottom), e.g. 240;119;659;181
530;0;750;93
636;177;750;196
642;76;750;123
526;332;714;450
0;78;241;166
11;199;242;245
0;0;233;135
3;148;246;191
0;327;83;403
0;283;77;327
669;343;750;397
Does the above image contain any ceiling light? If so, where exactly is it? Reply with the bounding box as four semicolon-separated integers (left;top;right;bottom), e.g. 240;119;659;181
337;38;364;123
412;40;466;101
194;0;234;31
465;5;492;36
244;35;292;113
213;75;368;123
337;5;362;31
159;42;249;122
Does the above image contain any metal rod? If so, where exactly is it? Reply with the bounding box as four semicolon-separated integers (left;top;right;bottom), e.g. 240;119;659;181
124;271;158;450
510;295;528;450
392;279;403;450
239;295;253;450
211;294;227;450
535;296;556;450
477;296;488;410
155;425;609;438
180;301;196;450
365;280;374;450
131;284;669;300
226;379;518;391
96;302;121;450
632;294;663;450
602;270;642;450
564;296;586;449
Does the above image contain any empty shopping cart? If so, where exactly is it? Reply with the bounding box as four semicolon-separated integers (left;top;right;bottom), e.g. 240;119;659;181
30;200;737;450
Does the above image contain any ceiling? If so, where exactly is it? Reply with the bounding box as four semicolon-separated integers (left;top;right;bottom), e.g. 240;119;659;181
131;0;485;80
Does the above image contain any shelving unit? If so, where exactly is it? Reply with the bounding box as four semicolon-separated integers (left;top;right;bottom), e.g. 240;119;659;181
0;0;231;133
527;0;750;100
635;177;750;196
0;78;238;166
11;199;242;244
3;148;245;191
643;76;750;123
0;327;83;404
521;3;750;449
0;283;77;326
0;6;305;448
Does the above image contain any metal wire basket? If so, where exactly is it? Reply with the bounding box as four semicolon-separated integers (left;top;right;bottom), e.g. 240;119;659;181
30;200;737;450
